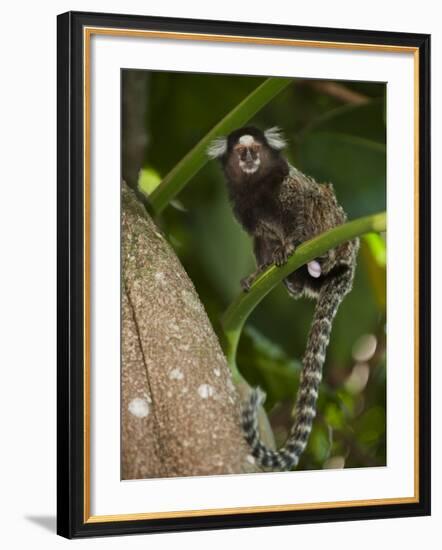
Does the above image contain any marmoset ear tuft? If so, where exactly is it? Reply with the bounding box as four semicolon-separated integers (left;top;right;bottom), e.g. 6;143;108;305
207;137;228;159
264;127;287;150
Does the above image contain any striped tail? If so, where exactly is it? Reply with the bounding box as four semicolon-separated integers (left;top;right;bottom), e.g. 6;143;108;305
241;266;354;471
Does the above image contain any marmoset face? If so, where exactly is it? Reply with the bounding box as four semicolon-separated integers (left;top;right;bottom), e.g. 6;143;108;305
234;134;262;175
207;126;287;183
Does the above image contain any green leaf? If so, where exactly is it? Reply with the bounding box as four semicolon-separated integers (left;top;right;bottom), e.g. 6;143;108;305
324;403;344;429
138;167;162;195
355;406;386;446
148;77;292;215
363;233;386;267
361;233;387;312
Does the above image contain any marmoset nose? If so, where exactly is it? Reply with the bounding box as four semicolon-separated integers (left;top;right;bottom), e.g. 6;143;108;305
246;149;253;162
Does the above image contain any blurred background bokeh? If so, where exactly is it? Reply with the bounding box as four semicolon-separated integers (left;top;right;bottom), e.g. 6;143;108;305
122;69;387;471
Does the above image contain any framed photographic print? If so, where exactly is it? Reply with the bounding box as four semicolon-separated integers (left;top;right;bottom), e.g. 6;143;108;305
57;10;431;538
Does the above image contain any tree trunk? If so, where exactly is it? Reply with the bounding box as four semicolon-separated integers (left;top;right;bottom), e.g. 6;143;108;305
121;183;258;478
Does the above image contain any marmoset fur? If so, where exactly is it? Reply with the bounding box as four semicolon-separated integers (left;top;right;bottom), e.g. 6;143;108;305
208;126;359;471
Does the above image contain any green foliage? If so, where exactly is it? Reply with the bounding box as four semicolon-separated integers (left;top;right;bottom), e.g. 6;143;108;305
237;326;301;410
136;71;387;470
297;132;386;218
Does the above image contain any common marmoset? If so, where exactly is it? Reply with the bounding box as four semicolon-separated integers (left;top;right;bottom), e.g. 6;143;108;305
208;126;359;471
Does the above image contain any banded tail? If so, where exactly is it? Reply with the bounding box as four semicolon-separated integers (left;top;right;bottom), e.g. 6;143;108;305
241;266;355;471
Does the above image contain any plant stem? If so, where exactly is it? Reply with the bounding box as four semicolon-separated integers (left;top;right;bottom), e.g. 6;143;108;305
220;211;386;378
148;77;292;215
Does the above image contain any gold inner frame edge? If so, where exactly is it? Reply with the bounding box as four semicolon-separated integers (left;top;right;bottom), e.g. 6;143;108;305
82;26;420;524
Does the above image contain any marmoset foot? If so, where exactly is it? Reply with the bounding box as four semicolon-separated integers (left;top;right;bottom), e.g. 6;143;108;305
240;274;256;292
273;243;295;267
240;262;272;291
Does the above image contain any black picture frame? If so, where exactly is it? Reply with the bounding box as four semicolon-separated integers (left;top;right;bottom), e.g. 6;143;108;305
57;10;431;539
